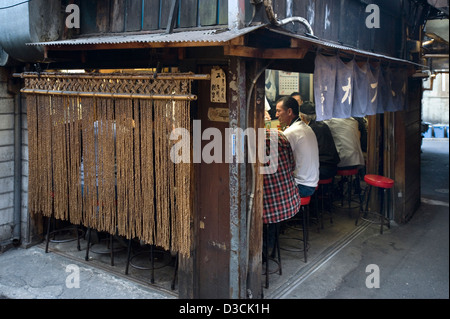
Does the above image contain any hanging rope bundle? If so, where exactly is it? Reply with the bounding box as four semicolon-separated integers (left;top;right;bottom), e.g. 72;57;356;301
21;72;201;257
66;96;82;225
51;95;69;221
81;97;97;229
96;98;116;234
139;99;155;244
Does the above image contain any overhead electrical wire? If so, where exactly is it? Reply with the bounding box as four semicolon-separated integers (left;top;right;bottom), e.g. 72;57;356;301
0;0;32;10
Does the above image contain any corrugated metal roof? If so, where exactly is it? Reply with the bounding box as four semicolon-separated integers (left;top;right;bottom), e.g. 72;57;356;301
27;25;265;46
27;23;424;68
269;27;423;67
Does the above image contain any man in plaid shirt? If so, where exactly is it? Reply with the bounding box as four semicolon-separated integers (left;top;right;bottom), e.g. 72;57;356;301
263;129;301;255
263;129;301;224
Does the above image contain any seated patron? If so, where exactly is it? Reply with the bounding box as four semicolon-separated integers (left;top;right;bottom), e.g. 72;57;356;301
263;129;301;256
290;92;303;107
323;117;365;170
298;101;341;180
275;96;319;197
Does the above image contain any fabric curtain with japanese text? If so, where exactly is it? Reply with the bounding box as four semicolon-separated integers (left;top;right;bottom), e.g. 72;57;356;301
313;54;408;120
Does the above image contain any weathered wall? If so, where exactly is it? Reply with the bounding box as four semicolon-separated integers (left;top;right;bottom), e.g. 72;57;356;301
0;67;15;247
0;67;29;250
422;73;449;125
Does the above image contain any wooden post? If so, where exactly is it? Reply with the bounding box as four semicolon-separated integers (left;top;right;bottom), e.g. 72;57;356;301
228;56;248;299
245;59;265;299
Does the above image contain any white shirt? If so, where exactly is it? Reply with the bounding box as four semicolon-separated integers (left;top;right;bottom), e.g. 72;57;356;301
324;118;365;168
283;120;320;188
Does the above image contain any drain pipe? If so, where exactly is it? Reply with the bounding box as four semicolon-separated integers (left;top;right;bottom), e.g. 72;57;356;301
12;91;22;246
263;0;314;36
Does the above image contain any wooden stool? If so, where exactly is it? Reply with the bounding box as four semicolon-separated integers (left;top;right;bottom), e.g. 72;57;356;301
356;174;394;234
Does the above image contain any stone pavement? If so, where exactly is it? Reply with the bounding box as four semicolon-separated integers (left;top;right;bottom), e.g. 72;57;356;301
0;244;176;299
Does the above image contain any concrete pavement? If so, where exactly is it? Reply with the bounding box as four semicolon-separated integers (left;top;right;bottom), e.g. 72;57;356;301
0;244;176;299
280;138;449;299
0;138;448;300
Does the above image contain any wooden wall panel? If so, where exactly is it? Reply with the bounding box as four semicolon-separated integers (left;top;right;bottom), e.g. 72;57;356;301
143;0;160;30
218;0;229;25
393;78;423;223
313;0;340;40
96;0;111;33
159;0;173;30
338;0;362;48
80;0;99;34
195;65;231;299
199;0;218;26
246;60;264;299
110;0;125;32
179;0;198;28
272;0;287;20
125;0;143;32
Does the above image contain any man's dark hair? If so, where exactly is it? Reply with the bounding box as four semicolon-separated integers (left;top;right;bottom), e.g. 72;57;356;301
290;92;302;100
277;96;299;117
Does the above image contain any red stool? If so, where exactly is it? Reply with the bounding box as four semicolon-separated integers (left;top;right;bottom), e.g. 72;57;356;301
280;196;311;263
335;168;361;215
356;174;394;234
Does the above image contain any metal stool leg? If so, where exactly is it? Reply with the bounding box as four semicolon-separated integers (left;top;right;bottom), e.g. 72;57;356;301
76;225;81;251
302;206;308;263
264;224;269;288
125;238;133;275
171;253;178;290
150;245;155;284
275;225;281;275
45;215;53;253
110;233;114;266
328;183;333;224
85;228;91;261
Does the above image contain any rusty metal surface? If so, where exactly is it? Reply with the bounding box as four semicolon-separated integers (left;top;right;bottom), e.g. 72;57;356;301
268;27;422;66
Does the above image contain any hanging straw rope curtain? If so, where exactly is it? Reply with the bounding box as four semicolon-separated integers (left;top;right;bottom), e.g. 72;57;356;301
17;71;209;257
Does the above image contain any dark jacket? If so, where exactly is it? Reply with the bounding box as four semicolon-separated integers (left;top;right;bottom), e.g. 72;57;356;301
309;120;340;168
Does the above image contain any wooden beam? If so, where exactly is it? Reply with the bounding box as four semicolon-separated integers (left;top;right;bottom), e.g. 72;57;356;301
224;45;309;59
